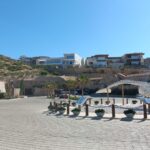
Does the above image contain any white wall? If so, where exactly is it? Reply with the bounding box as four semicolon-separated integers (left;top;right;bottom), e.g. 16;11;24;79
0;81;6;93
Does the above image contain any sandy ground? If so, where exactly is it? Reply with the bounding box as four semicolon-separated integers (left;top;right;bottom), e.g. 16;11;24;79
0;97;150;150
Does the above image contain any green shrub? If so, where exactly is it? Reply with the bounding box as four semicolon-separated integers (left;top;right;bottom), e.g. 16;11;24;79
69;96;79;100
62;103;67;107
57;107;66;111
72;108;81;112
132;100;137;104
72;102;76;106
105;100;110;105
124;109;136;114
94;101;99;105
40;70;48;76
95;109;105;113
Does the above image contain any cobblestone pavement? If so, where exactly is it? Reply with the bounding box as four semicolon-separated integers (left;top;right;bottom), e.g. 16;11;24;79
0;97;150;150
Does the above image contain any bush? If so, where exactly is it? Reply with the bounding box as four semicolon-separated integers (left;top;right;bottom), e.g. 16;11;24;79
71;108;81;116
40;70;48;76
124;109;136;115
62;103;67;107
94;101;99;105
72;102;76;106
105;100;110;105
48;105;55;112
69;96;79;100
57;107;66;111
132;100;137;104
72;108;81;112
95;109;105;113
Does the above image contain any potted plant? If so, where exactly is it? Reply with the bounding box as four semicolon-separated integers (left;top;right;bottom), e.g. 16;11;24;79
124;109;136;118
62;103;67;107
95;109;105;118
72;102;76;106
48;105;56;113
94;101;99;105
132;100;137;104
105;100;110;105
71;108;81;116
57;107;66;115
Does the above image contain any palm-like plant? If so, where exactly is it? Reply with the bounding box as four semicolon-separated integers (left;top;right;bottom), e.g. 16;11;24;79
77;75;89;96
66;80;77;98
46;82;57;98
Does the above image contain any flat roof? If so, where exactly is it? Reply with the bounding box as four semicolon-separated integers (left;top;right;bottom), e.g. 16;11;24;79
92;54;109;57
124;53;144;56
108;57;121;59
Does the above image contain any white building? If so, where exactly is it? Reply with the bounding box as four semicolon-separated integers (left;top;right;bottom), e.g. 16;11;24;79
36;53;82;67
36;57;48;65
63;53;82;67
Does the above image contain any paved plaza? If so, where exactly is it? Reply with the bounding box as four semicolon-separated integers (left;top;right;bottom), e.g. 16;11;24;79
0;97;150;150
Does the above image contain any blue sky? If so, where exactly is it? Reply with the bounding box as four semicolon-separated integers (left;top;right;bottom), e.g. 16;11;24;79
0;0;150;59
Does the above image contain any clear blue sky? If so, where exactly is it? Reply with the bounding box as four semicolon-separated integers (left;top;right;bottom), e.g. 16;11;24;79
0;0;150;59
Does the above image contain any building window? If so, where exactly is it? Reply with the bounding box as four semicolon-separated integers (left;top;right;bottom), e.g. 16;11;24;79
66;56;74;59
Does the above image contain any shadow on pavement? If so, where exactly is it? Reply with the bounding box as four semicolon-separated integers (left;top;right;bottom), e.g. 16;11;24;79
120;117;133;122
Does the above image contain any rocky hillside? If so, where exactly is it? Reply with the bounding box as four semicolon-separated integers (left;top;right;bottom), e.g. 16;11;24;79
1;54;150;84
0;55;41;79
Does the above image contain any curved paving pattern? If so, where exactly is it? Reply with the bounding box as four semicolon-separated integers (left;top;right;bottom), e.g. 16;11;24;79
0;97;150;150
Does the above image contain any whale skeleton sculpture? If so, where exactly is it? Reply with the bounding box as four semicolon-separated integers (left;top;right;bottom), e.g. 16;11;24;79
107;80;150;98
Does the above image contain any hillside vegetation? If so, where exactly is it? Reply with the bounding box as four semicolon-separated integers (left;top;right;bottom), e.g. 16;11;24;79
0;55;41;79
0;55;150;83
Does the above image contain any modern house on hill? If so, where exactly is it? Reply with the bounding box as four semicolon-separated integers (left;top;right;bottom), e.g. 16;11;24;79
36;53;82;67
123;53;144;66
86;52;145;68
20;52;147;69
108;57;124;69
86;54;109;67
20;56;50;66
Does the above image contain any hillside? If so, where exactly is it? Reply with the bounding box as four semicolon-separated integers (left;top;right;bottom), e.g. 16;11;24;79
1;55;150;84
0;55;41;79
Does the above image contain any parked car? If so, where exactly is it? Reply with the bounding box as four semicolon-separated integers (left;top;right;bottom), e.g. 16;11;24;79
59;94;68;99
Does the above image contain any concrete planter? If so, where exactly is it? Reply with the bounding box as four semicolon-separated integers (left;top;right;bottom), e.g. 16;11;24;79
72;108;81;116
124;113;135;118
58;110;65;115
72;110;80;116
132;100;137;104
124;109;136;118
95;112;104;118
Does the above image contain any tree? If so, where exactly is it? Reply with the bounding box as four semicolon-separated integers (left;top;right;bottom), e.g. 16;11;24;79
46;82;57;98
77;75;89;96
66;80;77;98
5;80;14;98
20;79;25;95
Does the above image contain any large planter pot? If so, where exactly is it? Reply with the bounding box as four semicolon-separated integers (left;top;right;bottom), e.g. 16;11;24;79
124;113;135;118
57;107;66;115
72;102;76;107
72;108;81;116
132;100;137;104
124;109;136;118
95;112;104;118
105;100;110;105
58;110;65;115
94;101;99;105
72;111;80;116
48;106;56;113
